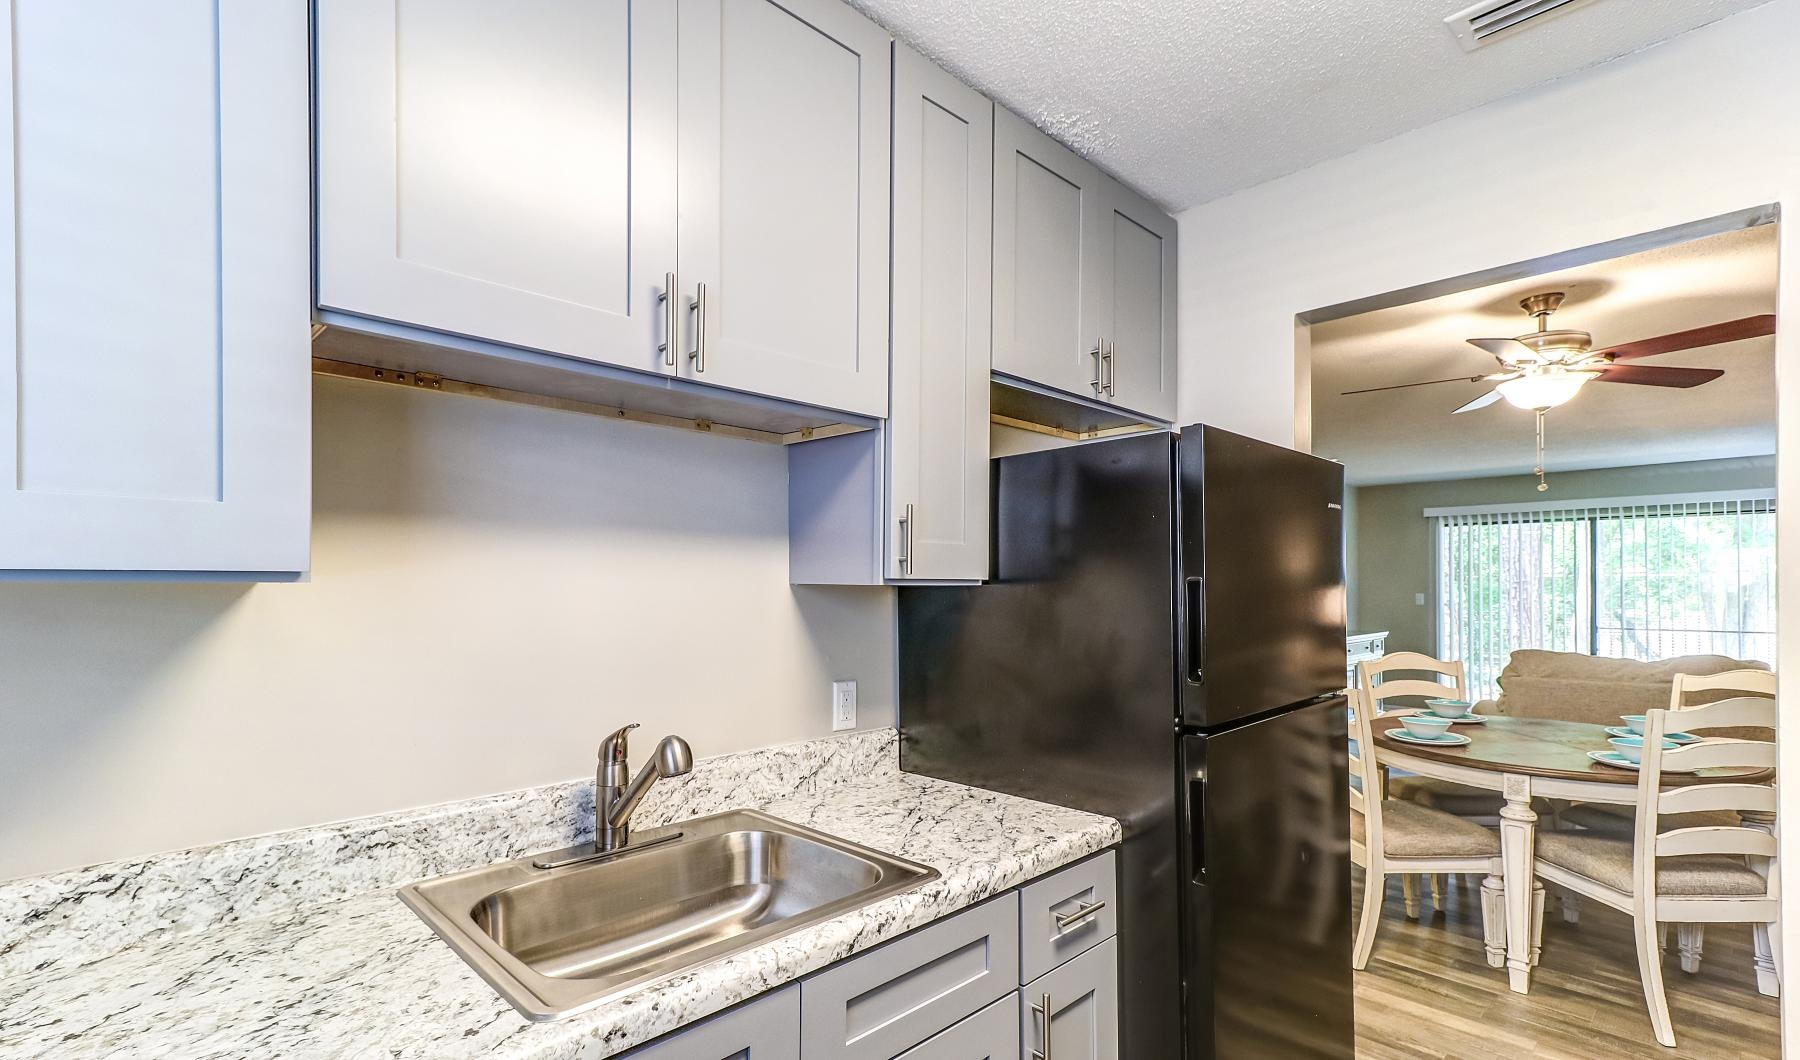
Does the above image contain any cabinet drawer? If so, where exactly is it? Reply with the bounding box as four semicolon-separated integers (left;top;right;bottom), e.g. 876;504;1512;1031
624;984;798;1059
1020;939;1120;1060
892;992;1019;1060
1019;851;1117;983
800;893;1019;1060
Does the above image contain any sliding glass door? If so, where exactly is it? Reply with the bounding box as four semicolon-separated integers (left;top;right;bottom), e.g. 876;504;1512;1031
1434;493;1774;697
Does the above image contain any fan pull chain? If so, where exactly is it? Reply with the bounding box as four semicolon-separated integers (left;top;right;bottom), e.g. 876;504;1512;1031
1534;410;1549;492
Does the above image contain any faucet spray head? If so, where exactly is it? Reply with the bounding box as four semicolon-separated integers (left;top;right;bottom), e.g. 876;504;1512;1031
652;735;694;778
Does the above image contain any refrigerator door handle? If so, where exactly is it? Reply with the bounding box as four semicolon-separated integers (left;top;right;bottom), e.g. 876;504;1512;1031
1184;576;1205;684
1187;767;1206;885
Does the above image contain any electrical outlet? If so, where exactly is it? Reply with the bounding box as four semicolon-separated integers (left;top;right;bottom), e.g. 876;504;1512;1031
831;680;857;731
1415;593;1427;606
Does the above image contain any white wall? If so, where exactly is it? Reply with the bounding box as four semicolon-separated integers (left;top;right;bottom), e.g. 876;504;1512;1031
0;377;895;880
1176;2;1800;1045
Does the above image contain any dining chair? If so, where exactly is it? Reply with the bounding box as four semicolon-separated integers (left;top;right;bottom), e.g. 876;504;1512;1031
1349;685;1509;971
1356;652;1501;914
1531;699;1779;1048
1557;667;1777;980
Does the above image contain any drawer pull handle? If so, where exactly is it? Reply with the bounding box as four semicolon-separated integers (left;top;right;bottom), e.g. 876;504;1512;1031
1053;899;1106;933
1031;991;1053;1060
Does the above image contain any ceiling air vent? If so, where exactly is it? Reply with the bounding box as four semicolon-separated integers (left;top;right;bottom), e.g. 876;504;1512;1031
1443;0;1601;51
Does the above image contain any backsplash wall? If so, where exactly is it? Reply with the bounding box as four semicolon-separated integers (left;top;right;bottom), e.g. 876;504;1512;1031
0;376;896;881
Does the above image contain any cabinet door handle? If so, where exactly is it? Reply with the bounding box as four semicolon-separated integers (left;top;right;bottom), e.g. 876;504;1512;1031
1103;338;1115;396
687;282;709;373
1090;340;1104;394
897;503;914;575
657;272;678;367
1053;898;1107;933
1031;991;1053;1060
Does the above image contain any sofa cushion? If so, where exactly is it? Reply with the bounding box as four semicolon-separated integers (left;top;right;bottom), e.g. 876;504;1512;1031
1492;650;1768;727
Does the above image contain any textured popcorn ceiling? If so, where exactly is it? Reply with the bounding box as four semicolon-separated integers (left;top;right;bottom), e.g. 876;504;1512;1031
1311;225;1777;485
848;0;1774;209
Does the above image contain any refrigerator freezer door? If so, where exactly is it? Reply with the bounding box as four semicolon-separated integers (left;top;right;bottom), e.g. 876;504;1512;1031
1179;425;1347;729
899;431;1181;1060
1180;700;1354;1059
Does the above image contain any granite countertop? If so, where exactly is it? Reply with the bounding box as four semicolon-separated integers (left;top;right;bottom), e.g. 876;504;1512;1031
0;730;1120;1059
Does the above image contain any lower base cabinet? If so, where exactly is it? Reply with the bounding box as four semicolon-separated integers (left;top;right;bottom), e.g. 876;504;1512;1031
896;993;1019;1059
1021;940;1119;1060
626;984;798;1059
619;852;1118;1059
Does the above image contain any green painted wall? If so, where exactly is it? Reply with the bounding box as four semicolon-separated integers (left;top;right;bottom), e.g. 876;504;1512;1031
1348;456;1776;655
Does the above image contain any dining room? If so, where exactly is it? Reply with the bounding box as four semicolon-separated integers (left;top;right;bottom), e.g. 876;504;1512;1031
1314;221;1781;1056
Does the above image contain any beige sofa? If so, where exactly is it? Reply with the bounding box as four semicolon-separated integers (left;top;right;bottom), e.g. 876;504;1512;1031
1474;649;1769;726
1397;649;1769;818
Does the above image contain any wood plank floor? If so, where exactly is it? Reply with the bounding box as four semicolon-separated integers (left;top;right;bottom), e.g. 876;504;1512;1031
1352;869;1779;1058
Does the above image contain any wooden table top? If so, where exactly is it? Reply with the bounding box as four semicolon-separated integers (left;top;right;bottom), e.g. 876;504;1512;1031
1370;714;1771;785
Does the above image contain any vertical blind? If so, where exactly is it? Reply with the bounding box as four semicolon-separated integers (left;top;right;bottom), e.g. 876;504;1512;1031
1432;491;1775;698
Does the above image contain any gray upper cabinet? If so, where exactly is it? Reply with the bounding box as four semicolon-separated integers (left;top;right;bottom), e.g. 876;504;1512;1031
1021;938;1120;1060
316;0;680;376
887;44;991;582
993;108;1177;423
992;108;1103;401
675;0;891;418
1095;184;1178;423
0;0;310;575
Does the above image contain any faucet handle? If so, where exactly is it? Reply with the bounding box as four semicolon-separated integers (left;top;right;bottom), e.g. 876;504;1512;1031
599;723;640;764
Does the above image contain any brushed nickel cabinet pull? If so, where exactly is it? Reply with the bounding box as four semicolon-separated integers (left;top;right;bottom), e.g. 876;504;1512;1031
1053;898;1107;933
658;272;677;367
1102;338;1115;396
687;282;710;373
1091;340;1104;394
1031;991;1053;1060
897;503;914;575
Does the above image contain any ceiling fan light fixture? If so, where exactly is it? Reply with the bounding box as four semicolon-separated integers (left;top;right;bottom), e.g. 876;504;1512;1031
1496;369;1593;410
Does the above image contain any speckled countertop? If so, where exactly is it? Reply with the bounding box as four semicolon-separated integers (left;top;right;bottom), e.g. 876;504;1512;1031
0;729;1119;1059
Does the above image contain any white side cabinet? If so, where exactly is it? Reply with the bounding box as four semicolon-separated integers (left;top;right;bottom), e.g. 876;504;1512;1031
886;44;991;582
316;0;679;376
0;1;309;574
675;0;890;417
993;108;1177;424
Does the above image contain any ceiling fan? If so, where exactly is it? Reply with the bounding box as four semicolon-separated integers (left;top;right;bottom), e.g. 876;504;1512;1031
1342;291;1775;490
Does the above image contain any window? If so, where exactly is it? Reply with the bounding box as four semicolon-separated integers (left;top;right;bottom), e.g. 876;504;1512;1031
1433;492;1775;698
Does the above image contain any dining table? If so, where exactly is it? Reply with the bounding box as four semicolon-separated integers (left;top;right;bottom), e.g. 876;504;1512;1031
1369;713;1776;994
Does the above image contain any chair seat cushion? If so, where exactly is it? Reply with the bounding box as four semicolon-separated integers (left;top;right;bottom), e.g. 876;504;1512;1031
1354;800;1500;858
1536;831;1768;896
1560;802;1742;833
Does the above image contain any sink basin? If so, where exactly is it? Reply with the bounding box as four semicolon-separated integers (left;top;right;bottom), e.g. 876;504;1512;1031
399;809;939;1020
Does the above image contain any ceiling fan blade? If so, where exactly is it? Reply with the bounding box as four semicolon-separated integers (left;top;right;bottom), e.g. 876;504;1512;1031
1595;314;1775;361
1594;364;1725;388
1468;337;1535;361
1452;389;1504;414
1340;374;1484;396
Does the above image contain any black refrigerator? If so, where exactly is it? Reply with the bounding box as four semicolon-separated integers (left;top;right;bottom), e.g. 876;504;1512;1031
898;425;1353;1060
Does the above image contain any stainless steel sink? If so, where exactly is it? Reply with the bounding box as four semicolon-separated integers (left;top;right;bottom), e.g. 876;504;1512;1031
399;809;939;1020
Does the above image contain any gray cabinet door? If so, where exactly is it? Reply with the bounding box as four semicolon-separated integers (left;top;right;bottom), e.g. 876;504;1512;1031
1095;184;1177;422
317;0;679;376
0;0;309;573
894;993;1020;1059
676;0;890;417
992;108;1103;402
887;44;991;582
802;893;1020;1060
1020;938;1119;1060
625;984;798;1059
